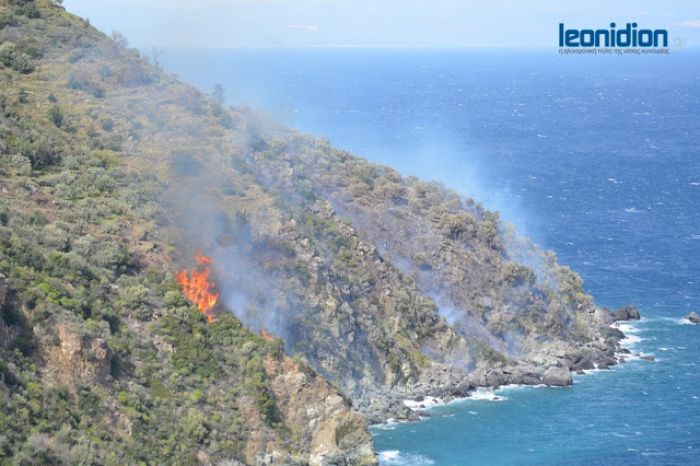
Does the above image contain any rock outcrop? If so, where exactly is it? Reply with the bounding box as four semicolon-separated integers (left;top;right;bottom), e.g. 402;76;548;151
686;312;700;324
32;313;112;395
264;355;375;466
612;304;640;321
0;1;638;463
542;365;573;386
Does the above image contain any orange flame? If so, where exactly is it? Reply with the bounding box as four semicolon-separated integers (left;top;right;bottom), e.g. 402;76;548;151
177;250;219;323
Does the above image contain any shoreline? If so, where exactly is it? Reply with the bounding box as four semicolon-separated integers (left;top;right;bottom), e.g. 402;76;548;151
374;314;649;427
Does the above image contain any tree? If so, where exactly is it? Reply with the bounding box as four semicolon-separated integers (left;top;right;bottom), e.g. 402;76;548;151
48;105;63;127
110;30;128;50
212;83;225;105
151;45;164;69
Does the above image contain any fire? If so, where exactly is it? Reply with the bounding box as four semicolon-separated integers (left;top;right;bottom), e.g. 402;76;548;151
177;250;219;323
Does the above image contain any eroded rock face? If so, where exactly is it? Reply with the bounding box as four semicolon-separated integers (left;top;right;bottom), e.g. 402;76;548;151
686;312;700;324
263;355;376;466
38;317;111;394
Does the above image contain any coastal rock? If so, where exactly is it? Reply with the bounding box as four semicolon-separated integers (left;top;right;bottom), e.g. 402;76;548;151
606;327;625;340
573;358;595;371
641;355;655;362
595;307;615;325
686;312;700;324
613;304;640;321
542;366;572;386
599;356;618;368
500;367;542;386
520;374;544;385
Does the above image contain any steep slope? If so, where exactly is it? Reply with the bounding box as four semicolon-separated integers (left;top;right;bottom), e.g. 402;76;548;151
0;1;373;465
0;0;628;464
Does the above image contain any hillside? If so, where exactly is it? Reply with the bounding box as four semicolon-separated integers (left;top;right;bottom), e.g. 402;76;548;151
0;1;627;464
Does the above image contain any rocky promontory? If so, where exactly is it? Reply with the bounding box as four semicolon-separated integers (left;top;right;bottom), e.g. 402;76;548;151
0;1;642;463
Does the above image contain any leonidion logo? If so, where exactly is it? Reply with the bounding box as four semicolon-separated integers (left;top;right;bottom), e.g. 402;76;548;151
559;22;669;55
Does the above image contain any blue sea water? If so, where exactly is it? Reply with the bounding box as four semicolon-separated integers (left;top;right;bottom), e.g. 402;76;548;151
162;49;700;465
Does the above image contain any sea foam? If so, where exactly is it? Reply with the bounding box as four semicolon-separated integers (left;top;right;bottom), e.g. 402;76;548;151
378;450;436;465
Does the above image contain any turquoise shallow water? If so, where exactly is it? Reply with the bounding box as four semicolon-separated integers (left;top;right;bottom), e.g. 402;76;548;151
372;316;700;465
161;49;700;464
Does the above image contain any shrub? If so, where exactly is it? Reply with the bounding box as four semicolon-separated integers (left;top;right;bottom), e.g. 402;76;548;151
12;0;40;18
100;118;114;132
502;263;536;286
114;62;151;87
68;49;85;63
48;105;63;127
0;41;34;73
9;154;32;175
441;213;477;242
93;242;131;274
67;74;104;97
477;218;500;249
0;12;16;29
15;132;62;169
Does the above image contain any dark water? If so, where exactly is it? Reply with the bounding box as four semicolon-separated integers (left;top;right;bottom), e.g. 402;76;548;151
162;48;700;465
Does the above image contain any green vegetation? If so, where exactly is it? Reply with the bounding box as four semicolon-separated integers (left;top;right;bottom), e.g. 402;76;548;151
0;82;284;463
0;2;373;464
0;0;606;464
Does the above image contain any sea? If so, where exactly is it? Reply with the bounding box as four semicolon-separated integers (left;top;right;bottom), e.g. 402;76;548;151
161;48;700;465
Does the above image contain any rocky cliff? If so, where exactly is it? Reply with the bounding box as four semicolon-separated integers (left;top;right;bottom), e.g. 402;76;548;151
0;1;627;464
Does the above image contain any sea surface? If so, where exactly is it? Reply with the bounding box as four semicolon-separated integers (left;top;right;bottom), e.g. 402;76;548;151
162;48;700;465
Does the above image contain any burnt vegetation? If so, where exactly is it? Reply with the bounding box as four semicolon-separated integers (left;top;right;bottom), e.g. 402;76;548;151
0;1;608;465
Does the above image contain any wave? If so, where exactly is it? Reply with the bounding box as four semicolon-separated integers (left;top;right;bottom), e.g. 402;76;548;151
372;422;398;431
403;387;507;412
471;387;508;402
403;396;444;410
621;334;644;346
615;321;646;350
378;450;436;465
616;322;641;334
629;315;694;326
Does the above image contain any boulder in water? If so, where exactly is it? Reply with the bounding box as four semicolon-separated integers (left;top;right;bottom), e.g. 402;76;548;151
573;358;595;371
613;304;640;321
543;366;572;386
686;312;700;324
